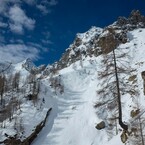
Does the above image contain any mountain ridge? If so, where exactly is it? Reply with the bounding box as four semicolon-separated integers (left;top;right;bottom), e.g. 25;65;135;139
43;10;145;76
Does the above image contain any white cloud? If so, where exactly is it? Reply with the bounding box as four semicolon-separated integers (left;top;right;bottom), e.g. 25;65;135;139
23;0;36;5
8;5;35;34
37;0;58;14
27;42;49;52
0;0;58;34
0;0;21;16
41;39;52;45
0;1;36;34
37;4;51;15
0;0;57;63
0;44;40;63
41;0;58;6
47;0;58;6
9;23;23;34
0;22;8;28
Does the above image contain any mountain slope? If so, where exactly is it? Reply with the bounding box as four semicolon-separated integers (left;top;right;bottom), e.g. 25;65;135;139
1;10;145;145
32;60;103;145
32;29;145;145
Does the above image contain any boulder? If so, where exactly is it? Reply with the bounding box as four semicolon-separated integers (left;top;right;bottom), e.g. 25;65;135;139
121;130;128;143
128;75;137;83
130;109;140;118
95;121;105;130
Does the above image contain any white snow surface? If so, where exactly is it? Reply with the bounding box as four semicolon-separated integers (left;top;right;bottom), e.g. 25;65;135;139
1;28;145;145
76;26;102;42
31;28;145;145
32;58;109;145
68;26;102;53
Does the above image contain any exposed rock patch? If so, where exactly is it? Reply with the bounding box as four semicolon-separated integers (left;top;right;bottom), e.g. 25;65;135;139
116;10;145;30
128;75;137;83
95;121;105;130
98;32;118;54
130;109;140;118
121;130;128;143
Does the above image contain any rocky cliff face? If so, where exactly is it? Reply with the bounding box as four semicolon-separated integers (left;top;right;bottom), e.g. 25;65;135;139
43;10;145;75
116;10;145;30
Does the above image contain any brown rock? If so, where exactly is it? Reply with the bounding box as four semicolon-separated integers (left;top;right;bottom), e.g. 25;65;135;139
130;109;140;118
98;33;118;54
95;121;105;130
121;130;128;143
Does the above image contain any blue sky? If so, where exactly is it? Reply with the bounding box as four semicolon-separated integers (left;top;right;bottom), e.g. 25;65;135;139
0;0;145;66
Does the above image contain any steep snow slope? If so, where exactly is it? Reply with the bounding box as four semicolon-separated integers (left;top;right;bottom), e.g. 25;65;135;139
32;28;145;145
0;60;48;143
32;57;109;145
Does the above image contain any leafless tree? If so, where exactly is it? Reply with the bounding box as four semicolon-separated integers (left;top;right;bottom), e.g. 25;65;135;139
96;46;136;131
112;49;128;130
129;96;145;145
0;75;6;105
12;72;20;91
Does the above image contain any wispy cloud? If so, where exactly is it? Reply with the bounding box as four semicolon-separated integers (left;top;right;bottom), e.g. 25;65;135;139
0;1;35;34
41;39;52;45
27;42;49;52
37;4;51;15
41;31;52;44
0;0;58;34
0;0;21;16
0;0;58;63
47;0;58;6
23;0;36;5
37;0;58;15
0;44;40;63
0;22;8;28
8;5;35;34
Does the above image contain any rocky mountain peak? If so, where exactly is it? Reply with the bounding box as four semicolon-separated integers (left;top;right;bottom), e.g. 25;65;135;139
22;58;36;71
116;10;145;30
129;10;145;23
22;58;46;75
43;10;145;76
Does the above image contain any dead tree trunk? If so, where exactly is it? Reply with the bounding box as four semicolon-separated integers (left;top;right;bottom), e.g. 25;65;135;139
113;49;128;131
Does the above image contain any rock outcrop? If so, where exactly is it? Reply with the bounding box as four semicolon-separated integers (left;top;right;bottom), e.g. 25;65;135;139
116;10;145;30
1;108;52;145
95;121;105;130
